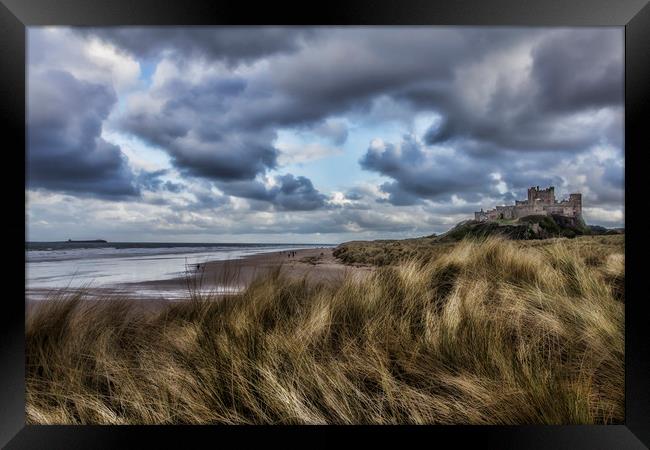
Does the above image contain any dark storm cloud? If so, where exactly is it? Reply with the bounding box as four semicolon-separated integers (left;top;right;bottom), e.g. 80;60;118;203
118;74;280;182
82;27;313;65
262;28;521;108
27;69;139;198
417;29;623;154
531;30;624;113
376;182;424;206
225;28;515;131
360;135;496;204
172;137;279;181
274;174;328;211
422;102;622;155
217;174;327;211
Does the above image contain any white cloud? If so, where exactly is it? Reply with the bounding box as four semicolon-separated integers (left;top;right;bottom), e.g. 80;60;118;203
102;129;173;172
29;28;141;95
83;38;141;92
583;207;624;225
330;192;352;206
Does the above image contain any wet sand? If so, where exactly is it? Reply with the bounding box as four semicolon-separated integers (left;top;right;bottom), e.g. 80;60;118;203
27;248;374;306
130;247;373;292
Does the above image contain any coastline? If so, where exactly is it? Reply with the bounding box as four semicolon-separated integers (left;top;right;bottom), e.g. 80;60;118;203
126;247;373;292
26;247;374;305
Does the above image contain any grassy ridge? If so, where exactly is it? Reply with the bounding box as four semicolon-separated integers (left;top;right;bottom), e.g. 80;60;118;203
334;234;623;266
26;236;624;424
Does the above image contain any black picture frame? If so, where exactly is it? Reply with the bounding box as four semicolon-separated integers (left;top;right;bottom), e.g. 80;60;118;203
2;0;648;447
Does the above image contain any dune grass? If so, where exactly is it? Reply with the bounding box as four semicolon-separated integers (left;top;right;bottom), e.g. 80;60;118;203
26;236;624;424
333;234;623;266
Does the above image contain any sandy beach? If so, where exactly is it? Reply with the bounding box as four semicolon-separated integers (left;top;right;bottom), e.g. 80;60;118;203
27;247;374;307
129;247;373;292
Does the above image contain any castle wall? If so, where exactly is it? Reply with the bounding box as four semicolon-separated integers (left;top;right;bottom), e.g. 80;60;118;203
513;206;548;218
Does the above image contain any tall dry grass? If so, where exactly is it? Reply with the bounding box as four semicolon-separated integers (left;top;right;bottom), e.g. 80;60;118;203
26;237;624;424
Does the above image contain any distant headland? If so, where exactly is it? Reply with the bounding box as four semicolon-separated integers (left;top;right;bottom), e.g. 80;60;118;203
66;239;108;243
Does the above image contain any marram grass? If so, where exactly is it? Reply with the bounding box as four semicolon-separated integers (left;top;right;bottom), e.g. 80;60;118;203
26;236;624;424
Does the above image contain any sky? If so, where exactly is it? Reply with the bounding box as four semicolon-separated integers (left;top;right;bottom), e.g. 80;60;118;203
26;27;624;244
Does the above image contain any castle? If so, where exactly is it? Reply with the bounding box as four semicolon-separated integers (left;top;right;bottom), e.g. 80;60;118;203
474;186;582;222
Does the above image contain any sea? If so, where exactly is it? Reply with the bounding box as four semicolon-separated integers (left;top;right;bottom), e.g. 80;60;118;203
26;241;334;300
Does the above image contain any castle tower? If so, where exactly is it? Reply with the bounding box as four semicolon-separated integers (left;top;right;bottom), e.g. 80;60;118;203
546;186;555;204
527;186;555;205
527;186;536;204
569;193;582;217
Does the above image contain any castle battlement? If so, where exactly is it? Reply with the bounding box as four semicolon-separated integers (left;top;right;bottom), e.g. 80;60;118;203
475;186;582;222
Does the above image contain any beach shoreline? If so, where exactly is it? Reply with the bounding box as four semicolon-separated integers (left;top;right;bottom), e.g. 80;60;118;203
125;247;373;292
26;247;374;304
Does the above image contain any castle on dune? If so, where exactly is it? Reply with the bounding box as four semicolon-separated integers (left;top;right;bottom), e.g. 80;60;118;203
474;186;582;222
